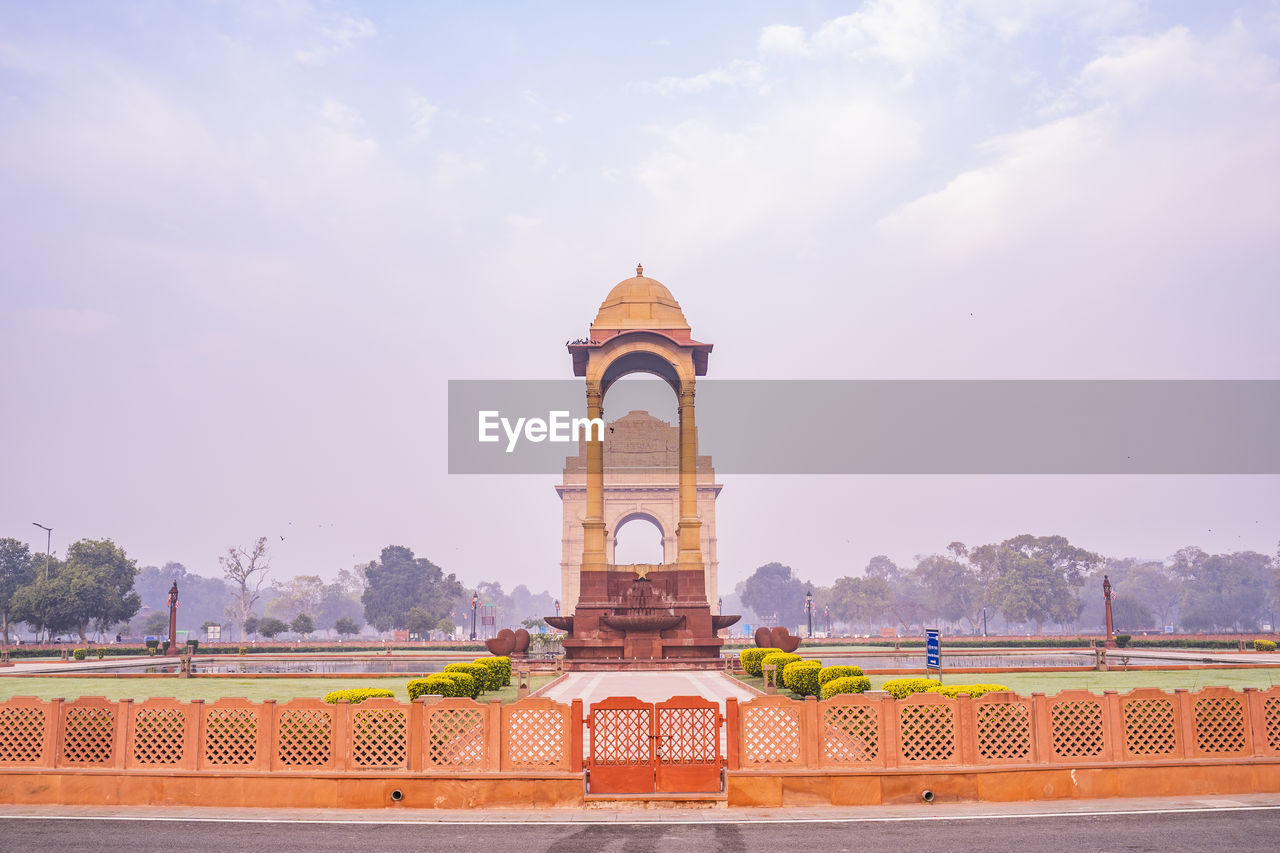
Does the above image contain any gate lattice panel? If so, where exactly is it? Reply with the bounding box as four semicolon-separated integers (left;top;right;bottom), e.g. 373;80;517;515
588;697;653;794
655;696;721;793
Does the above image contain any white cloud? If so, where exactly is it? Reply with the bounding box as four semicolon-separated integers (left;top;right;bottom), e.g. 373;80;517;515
758;25;809;56
811;0;950;72
405;94;438;139
652;59;767;95
295;14;376;64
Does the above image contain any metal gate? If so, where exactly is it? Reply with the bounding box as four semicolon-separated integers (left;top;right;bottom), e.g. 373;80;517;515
586;696;722;794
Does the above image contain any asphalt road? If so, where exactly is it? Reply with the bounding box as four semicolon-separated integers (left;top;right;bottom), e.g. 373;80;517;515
4;807;1279;852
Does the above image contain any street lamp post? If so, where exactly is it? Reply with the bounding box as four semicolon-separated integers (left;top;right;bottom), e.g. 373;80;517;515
982;606;988;638
717;596;723;615
470;592;479;641
1103;575;1116;649
554;599;560;616
805;589;814;638
31;523;52;581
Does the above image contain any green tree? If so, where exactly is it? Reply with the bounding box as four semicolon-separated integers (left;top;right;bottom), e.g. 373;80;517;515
290;613;314;637
220;538;271;642
436;616;457;635
738;562;808;627
1172;547;1272;631
0;538;37;643
360;546;464;632
972;534;1101;633
142;610;170;636
333;616;361;639
257;616;288;639
828;574;892;634
243;614;261;639
403;605;434;636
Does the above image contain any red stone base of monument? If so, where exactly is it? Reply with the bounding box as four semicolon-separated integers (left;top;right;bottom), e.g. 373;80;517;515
549;567;739;672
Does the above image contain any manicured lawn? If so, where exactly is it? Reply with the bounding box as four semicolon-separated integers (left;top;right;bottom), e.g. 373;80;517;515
731;667;1280;697
0;673;559;704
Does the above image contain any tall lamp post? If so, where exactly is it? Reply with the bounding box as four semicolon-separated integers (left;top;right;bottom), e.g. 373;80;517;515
554;599;560;616
717;596;723;615
805;589;814;638
470;592;479;641
1103;575;1116;649
31;523;52;580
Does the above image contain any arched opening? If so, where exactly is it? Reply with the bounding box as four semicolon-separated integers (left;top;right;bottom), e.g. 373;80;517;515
612;514;665;565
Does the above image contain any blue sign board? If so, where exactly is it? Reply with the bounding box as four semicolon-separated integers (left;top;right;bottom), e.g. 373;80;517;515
925;629;941;671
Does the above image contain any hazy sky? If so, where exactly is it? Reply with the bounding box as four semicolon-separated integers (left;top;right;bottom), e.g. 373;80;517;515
2;1;1277;598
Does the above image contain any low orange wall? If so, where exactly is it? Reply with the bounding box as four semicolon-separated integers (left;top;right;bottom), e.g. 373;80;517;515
3;685;1279;808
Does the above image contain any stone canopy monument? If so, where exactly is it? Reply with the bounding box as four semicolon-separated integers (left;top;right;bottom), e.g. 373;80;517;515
546;267;739;668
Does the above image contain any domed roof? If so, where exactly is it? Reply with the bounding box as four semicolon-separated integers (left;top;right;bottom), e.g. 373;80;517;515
591;265;690;331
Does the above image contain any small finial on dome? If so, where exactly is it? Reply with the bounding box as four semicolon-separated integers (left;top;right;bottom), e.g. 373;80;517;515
636;263;643;277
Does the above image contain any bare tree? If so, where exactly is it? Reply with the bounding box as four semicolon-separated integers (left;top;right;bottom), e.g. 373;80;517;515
220;537;270;642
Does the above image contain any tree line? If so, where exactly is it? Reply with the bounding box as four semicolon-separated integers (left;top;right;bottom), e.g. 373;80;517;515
0;536;558;644
735;534;1280;636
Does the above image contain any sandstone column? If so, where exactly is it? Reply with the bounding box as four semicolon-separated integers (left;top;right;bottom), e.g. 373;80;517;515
580;381;608;598
675;383;704;595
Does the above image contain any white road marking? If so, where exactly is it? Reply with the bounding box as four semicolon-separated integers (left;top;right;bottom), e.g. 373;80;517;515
3;804;1279;826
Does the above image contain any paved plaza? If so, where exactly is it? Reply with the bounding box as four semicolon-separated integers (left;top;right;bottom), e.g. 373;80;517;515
536;669;759;709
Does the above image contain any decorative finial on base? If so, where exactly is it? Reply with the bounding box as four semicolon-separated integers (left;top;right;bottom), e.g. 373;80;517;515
636;263;643;277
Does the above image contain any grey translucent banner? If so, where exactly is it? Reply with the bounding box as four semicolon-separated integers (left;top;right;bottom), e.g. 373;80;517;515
447;380;1280;474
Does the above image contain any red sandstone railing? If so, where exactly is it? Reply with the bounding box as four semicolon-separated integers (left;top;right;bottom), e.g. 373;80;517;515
728;686;1280;770
0;695;583;774
1;686;1277;775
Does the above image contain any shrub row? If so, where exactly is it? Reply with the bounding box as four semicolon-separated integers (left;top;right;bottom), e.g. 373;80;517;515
739;647;782;676
781;660;822;696
923;683;1010;698
880;678;943;699
406;655;512;700
818;665;864;685
821;675;872;699
323;688;395;704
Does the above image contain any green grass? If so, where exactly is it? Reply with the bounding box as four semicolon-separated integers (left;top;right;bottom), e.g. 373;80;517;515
0;673;559;704
731;667;1280;697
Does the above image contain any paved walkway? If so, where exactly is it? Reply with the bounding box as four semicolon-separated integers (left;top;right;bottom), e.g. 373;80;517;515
2;793;1277;824
536;670;759;709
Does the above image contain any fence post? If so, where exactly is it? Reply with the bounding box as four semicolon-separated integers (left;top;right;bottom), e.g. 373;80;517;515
570;698;584;773
487;699;502;771
956;694;976;765
115;698;131;769
1243;688;1265;756
407;698;423;772
332;699;350;771
803;696;820;768
185;699;202;771
263;699;278;771
725;697;739;771
883;694;900;769
1031;693;1053;763
1174;689;1195;759
1103;691;1123;762
46;697;63;768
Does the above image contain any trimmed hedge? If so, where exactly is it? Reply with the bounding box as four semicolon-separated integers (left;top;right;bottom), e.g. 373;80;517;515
323;688;395;704
1256;639;1277;652
821;675;872;699
818;665;864;685
408;674;470;699
443;662;488;696
880;677;941;699
761;652;802;675
740;648;782;677
1114;634;1132;648
72;648;87;660
475;655;512;689
782;660;823;697
923;683;1010;698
